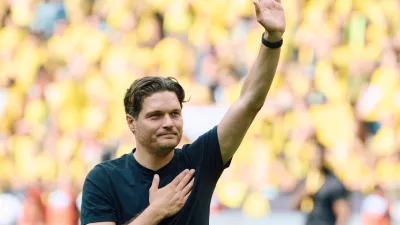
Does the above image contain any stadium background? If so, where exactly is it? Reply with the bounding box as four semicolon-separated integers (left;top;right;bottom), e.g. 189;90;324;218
1;0;400;224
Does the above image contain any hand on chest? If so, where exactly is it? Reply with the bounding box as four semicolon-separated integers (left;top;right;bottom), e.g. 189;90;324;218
117;169;198;222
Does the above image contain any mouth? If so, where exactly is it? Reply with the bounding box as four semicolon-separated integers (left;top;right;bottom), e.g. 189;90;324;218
158;132;177;137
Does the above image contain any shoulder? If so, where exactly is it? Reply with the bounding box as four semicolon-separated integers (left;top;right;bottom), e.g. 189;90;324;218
194;125;219;142
179;126;220;160
177;126;222;168
325;172;348;197
85;154;131;184
182;126;219;149
326;173;345;187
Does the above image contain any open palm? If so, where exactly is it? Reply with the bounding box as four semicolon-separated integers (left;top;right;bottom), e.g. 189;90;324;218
253;0;286;34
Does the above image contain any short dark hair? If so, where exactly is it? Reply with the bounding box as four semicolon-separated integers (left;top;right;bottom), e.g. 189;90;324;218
124;77;186;118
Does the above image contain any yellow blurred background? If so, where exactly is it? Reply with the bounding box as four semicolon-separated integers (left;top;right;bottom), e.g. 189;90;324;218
1;0;400;224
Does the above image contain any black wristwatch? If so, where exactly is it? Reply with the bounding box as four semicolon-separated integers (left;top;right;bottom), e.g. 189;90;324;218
261;32;283;49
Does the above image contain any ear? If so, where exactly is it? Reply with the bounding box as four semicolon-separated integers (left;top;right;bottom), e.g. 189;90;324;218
126;114;136;134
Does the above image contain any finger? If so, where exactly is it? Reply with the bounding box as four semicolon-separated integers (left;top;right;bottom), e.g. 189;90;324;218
177;169;195;191
252;0;261;17
275;0;281;3
183;191;192;202
182;178;194;197
149;174;160;194
171;169;189;186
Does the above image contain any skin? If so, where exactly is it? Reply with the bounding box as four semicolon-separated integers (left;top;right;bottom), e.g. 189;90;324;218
127;91;183;171
88;0;286;224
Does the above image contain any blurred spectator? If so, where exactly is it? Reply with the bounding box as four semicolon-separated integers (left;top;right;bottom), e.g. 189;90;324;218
30;0;66;38
45;179;79;225
360;185;392;225
290;143;351;225
18;185;45;225
0;190;23;225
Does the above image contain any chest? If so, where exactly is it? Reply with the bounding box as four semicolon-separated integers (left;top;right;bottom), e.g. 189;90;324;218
110;172;177;224
109;170;213;225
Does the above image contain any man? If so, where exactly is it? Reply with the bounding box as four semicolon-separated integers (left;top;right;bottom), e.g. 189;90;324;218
80;0;286;224
290;143;351;225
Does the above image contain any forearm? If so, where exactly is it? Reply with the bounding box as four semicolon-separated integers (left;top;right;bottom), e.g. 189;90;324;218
335;214;349;225
240;32;282;108
334;200;351;225
125;205;164;225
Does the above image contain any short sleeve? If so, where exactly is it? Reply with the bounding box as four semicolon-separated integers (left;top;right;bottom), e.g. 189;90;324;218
80;165;117;225
181;126;231;177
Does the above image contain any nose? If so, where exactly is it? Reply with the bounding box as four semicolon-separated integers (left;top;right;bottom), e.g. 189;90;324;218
162;115;174;128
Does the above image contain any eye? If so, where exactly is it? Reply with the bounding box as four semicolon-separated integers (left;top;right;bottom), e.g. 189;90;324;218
171;111;180;117
150;113;161;119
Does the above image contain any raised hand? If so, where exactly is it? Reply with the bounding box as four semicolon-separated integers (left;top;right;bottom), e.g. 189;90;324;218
149;169;195;218
252;0;286;41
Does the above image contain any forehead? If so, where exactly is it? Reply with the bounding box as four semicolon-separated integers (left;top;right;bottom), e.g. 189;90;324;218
141;91;181;113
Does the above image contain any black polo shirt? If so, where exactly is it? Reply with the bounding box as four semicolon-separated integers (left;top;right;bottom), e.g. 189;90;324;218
80;126;230;225
306;172;349;225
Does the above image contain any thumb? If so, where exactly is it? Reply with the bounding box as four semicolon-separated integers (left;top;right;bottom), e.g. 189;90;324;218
150;174;160;193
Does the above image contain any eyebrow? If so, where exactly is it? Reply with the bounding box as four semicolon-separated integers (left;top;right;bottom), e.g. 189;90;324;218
145;109;181;117
145;110;162;117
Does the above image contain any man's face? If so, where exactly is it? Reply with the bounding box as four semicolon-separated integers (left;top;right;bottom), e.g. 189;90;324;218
127;91;183;157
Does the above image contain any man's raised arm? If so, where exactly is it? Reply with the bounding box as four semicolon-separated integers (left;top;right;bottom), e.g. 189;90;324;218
218;0;286;164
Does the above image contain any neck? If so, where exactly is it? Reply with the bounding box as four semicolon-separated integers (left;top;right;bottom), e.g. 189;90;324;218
133;146;175;171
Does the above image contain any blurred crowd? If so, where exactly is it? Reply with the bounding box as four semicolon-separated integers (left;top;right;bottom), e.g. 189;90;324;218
2;0;400;224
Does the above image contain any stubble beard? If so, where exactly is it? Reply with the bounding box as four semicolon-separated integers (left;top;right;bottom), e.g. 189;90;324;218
152;145;175;157
153;135;183;157
136;128;181;157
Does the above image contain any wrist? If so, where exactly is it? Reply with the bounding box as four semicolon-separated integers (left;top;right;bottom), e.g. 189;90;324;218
146;204;165;222
261;32;283;49
264;31;283;42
